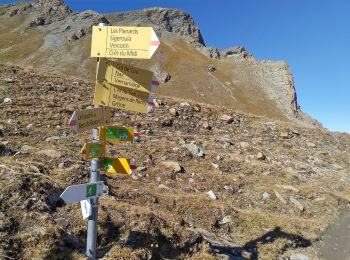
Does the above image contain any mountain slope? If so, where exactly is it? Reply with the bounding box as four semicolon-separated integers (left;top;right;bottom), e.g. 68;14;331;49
0;0;319;127
0;64;349;259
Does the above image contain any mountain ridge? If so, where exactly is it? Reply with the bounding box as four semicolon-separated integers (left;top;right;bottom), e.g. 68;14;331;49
0;0;321;127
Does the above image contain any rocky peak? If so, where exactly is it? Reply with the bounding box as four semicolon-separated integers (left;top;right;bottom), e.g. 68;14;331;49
222;46;254;60
105;7;205;47
29;0;73;26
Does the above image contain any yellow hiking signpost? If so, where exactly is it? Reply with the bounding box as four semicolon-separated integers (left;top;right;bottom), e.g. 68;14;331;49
69;107;111;134
101;157;136;175
99;126;137;143
80;142;106;160
91;26;160;59
97;59;159;93
62;22;160;259
93;81;154;113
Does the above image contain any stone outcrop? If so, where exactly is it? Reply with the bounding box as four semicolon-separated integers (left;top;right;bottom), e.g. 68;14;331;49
106;8;205;47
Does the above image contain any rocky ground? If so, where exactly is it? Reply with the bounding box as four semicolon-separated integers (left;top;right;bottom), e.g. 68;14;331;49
1;64;350;259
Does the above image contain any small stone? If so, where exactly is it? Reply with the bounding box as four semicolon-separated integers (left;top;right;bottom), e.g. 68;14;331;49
219;215;232;225
180;102;191;107
212;163;219;169
3;98;13;105
274;190;287;204
137;166;148;172
275;184;299;193
26;124;33;129
290;253;309;260
220;114;234;124
161;119;173;127
207;190;217;200
306;142;316;148
202;122;212;130
21;145;35;154
4;78;15;83
7;119;15;125
239;142;250;149
193;104;201;112
183;143;205;157
188;178;195;183
207;65;216;72
159;184;170;190
36;149;61;158
262;192;270;201
256;152;266;160
45;136;61;142
290;197;304;211
161;161;182;173
156;176;161;182
169;108;179;116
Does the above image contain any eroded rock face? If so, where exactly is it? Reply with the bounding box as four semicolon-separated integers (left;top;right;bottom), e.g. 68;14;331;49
30;0;73;26
222;45;254;61
105;8;205;47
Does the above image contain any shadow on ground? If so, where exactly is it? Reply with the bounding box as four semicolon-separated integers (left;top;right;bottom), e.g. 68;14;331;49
212;227;311;259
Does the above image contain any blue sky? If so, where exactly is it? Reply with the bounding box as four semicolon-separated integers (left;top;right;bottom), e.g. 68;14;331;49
1;0;349;133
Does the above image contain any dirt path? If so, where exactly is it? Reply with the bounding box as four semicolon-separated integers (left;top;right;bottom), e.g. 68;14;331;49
318;209;350;260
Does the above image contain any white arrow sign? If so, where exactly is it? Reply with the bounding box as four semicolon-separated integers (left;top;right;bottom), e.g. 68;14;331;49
60;181;104;204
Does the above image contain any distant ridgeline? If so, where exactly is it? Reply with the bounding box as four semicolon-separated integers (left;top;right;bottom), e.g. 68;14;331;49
0;0;320;127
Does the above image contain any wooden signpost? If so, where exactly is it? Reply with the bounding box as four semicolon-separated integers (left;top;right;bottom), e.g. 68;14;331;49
61;22;160;260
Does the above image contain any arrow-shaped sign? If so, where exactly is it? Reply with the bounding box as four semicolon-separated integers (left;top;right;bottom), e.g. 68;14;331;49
91;26;160;59
101;158;136;175
98;126;140;143
69;107;111;134
97;59;159;93
60;181;104;203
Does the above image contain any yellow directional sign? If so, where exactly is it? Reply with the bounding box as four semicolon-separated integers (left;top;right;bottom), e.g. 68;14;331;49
101;158;136;175
69;107;111;134
99;126;135;143
80;142;105;160
91;26;160;59
97;59;159;93
93;81;152;113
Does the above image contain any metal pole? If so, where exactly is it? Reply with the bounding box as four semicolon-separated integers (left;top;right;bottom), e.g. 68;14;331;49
86;21;109;260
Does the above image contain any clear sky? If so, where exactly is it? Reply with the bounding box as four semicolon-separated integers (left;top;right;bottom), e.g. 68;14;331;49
1;0;349;133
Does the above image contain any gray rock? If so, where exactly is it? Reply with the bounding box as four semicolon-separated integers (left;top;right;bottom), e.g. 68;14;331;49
256;152;266;160
4;78;15;83
222;45;254;61
290;253;309;260
207;190;217;200
290;197;304;211
3;98;13;105
184;142;205;157
36;149;61;158
169;108;179;116
202;122;212;130
45;136;61;142
219;215;232;225
274;190;287;204
208;64;216;72
220;114;234;124
21;145;35;154
180;102;191;107
306;142;316;148
262;192;270;201
161;161;182;173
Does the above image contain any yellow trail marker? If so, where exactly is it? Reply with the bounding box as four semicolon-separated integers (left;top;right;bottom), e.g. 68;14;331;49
69;107;111;134
97;59;159;93
91;26;160;59
99;126;135;143
93;81;154;113
101;158;136;175
80;142;106;160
